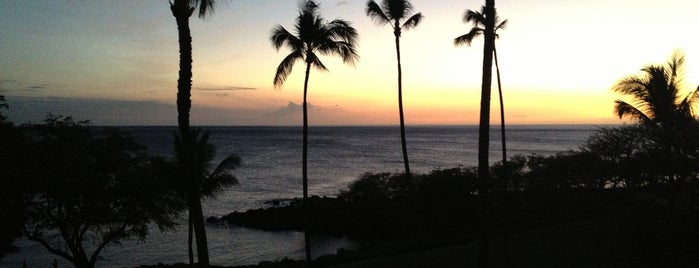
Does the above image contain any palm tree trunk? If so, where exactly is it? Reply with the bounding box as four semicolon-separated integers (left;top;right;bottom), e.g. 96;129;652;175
188;216;194;267
171;1;194;136
394;29;411;178
478;1;496;268
302;61;312;267
190;193;210;267
494;47;506;189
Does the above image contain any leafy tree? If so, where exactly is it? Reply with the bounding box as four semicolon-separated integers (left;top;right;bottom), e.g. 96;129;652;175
21;115;182;268
172;128;240;267
170;1;220;265
455;6;508;189
270;0;358;263
366;0;423;178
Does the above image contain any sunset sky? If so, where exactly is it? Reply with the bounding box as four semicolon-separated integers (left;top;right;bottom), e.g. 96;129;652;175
1;0;698;125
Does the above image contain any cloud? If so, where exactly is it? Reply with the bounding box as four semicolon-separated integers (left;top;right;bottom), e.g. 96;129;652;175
267;101;346;117
195;86;257;91
337;1;349;6
268;101;306;116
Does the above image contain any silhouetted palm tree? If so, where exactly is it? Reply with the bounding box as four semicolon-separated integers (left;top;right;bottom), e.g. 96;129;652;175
613;51;699;183
366;0;423;178
614;51;698;128
270;1;358;264
455;6;508;188
170;1;218;266
472;1;496;267
174;128;240;267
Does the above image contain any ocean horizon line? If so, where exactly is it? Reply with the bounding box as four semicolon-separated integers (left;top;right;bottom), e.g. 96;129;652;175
106;123;621;128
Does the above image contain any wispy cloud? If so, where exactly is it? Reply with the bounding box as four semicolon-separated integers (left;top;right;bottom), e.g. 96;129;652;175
195;86;257;91
337;1;349;6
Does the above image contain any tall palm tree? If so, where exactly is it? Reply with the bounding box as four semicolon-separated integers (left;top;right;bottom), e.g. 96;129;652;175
454;6;508;189
613;51;698;128
366;0;423;178
270;1;359;264
174;128;240;267
473;1;496;267
170;1;218;266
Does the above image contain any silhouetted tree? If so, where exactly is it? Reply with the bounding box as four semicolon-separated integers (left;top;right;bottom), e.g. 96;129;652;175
172;128;240;267
455;6;508;190
366;0;423;178
613;51;699;182
0;96;26;259
271;1;358;264
474;1;496;267
170;1;219;265
21;115;181;268
613;51;698;129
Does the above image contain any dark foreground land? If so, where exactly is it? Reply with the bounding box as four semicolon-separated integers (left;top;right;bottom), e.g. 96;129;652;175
140;214;698;268
143;176;699;268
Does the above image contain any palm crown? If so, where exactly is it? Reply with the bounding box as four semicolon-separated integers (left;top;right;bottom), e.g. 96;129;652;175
366;0;423;37
613;51;698;128
454;6;507;46
271;0;359;88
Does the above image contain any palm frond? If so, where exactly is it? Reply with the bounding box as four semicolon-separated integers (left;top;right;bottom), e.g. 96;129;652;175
464;8;484;25
191;0;217;18
271;25;301;51
454;28;483;46
615;99;652;124
318;40;359;65
326;19;359;44
210;154;240;180
307;52;329;72
401;13;423;30
273;51;304;88
366;1;390;24
496;19;508;31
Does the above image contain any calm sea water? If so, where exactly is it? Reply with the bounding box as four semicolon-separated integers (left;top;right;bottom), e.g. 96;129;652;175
2;125;601;267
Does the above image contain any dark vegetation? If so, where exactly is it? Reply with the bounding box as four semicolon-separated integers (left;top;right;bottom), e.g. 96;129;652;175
219;124;699;266
0;112;184;268
0;97;240;268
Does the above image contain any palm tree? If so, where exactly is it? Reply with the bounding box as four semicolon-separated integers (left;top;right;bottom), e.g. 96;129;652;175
270;1;359;264
174;128;240;267
170;1;218;266
454;6;508;189
366;0;423;178
613;51;699;183
613;51;698;128
473;1;496;267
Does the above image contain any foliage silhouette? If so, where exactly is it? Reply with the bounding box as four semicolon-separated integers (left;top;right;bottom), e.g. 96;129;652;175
270;0;359;264
612;51;699;183
613;51;698;128
20;115;182;268
454;5;508;190
365;0;423;178
0;96;26;259
172;128;240;268
170;0;219;265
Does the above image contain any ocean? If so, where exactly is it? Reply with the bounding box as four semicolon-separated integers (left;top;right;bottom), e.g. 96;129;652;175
2;125;602;267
